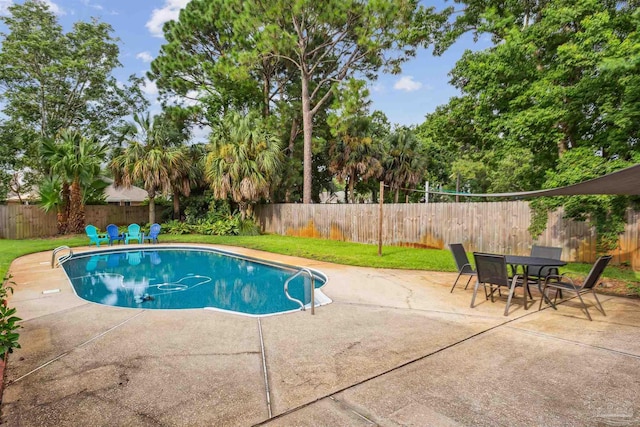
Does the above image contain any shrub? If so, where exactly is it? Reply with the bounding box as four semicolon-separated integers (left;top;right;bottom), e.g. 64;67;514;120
162;210;260;237
184;194;231;225
0;275;21;358
196;219;234;235
163;220;194;235
238;217;260;236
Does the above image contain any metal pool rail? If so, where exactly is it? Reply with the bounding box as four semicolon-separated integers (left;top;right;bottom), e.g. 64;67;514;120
284;267;316;315
51;246;73;268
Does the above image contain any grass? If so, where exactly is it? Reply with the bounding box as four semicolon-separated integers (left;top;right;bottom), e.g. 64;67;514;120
1;234;638;286
0;236;88;280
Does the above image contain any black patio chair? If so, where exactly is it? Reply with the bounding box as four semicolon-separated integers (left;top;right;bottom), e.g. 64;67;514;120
449;243;477;293
539;255;612;321
471;253;526;316
529;245;563;284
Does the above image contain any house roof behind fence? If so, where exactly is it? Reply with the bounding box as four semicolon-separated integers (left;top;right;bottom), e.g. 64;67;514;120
103;177;148;203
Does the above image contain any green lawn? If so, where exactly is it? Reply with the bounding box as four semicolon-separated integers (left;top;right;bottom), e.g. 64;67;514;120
1;234;638;286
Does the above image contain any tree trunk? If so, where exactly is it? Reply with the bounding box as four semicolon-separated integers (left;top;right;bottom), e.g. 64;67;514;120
262;65;270;118
172;187;180;220
288;118;298;157
285;118;299;203
148;193;156;225
557;134;568;157
58;182;70;234
348;171;356;203
68;179;85;234
301;74;313;204
239;202;247;220
56;209;66;235
394;189;399;203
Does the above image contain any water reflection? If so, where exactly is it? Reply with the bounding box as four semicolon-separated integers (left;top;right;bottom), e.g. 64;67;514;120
62;248;324;314
126;251;143;266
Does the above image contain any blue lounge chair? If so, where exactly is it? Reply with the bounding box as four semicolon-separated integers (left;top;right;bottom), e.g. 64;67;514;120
85;225;109;247
106;224;125;246
143;223;161;244
125;223;142;244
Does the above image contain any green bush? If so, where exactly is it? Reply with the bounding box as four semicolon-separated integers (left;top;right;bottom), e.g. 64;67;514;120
163;220;194;235
238;217;260;236
162;213;260;237
184;194;231;225
196;218;237;235
0;275;21;358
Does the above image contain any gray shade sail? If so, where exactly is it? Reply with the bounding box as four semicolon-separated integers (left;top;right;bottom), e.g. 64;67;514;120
428;163;640;198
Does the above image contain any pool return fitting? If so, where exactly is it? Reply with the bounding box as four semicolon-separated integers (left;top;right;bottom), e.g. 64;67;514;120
283;267;316;315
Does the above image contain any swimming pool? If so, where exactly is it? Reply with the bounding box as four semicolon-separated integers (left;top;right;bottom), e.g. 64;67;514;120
61;247;329;316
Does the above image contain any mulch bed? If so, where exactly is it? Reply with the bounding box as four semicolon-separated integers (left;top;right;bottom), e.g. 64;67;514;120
597;278;640;298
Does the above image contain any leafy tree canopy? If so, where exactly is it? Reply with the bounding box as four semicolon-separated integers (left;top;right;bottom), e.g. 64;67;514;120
0;0;147;197
150;0;445;203
420;0;640;246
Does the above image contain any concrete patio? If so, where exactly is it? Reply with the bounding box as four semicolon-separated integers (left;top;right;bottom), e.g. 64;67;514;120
3;244;640;426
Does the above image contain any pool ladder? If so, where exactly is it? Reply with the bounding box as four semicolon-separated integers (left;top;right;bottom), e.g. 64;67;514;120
284;268;315;315
51;246;73;268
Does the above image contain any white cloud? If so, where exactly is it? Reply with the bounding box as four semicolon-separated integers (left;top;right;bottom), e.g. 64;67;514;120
146;0;191;38
393;76;423;92
82;0;104;10
141;78;158;97
40;0;66;16
163;89;202;109
80;0;103;10
370;83;385;93
0;0;11;16
191;125;211;143
136;51;154;63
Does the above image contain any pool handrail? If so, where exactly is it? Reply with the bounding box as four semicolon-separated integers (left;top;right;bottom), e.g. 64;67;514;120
284;267;316;315
51;246;73;268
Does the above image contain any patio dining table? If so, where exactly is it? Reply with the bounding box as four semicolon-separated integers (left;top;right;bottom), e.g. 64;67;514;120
504;255;567;310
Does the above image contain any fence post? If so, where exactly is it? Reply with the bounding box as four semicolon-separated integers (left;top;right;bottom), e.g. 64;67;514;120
378;181;384;256
425;181;429;204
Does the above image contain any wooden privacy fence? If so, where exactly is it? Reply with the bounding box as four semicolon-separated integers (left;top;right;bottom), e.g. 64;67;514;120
255;202;640;269
0;205;148;239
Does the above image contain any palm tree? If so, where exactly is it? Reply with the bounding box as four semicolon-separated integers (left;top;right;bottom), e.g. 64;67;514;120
37;174;67;234
109;113;190;224
40;130;107;233
205;111;282;218
383;128;427;203
328;116;384;203
327;79;384;203
170;143;204;220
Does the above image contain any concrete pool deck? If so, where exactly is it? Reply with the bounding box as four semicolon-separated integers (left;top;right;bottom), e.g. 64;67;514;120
3;244;640;426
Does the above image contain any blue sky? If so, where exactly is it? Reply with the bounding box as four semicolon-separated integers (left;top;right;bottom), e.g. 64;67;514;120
0;0;493;128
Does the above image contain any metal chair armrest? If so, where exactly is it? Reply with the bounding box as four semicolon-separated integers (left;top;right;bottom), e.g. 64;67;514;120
461;263;475;273
544;274;579;290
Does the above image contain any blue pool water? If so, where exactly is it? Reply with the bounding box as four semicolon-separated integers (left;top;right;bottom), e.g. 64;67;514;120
61;247;328;315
